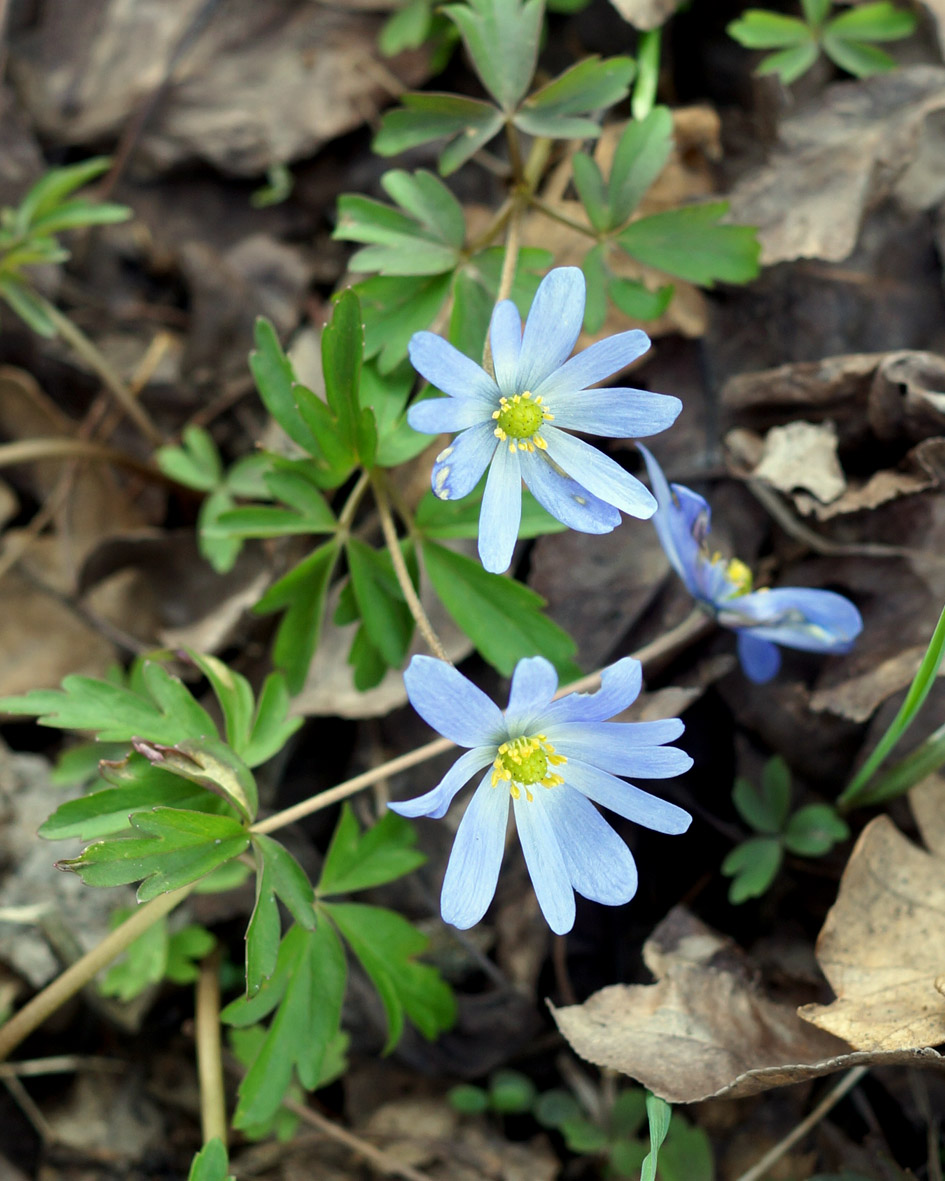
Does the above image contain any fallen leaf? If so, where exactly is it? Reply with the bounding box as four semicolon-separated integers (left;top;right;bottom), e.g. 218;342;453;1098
606;0;687;29
800;775;945;1050
552;907;943;1102
755;420;846;505
809;644;944;723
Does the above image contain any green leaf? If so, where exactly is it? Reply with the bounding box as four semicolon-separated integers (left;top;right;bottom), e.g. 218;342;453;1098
801;0;831;26
318;804;426;896
227;921;347;1128
656;1115;715;1181
732;758;790;835
561;1117;609;1153
243;672;303;768
335;189;462;277
185;651;254;756
721;837;782;904
0;277;56;336
348;625;389;691
422;539;579;680
826;1;916;41
28;199;131;236
13;157;113;233
165;924;216;983
727;10;813;48
442;0;542;111
514;56;635;138
841;601;945;807
58;808;250;901
580;242;609;333
99;911;169;1001
197;488;243;574
373;92;504;177
821;34;897;75
357;272;453;372
345;537;416;669
640;1092;672;1181
608;276;674;321
489;1069;537;1113
379;0;433;54
783;803;849;856
249;318;319;452
322;287;364;457
533;1089;583;1129
134;735;258;824
618;202;761;286
246;834;316;996
631;27;661;121
0;658;217;745
608;106;674;229
572;153;609;234
449;1084;490;1114
323;901;456;1049
610;1088;647;1138
381;169;466;248
50;740;130;787
415;484;567;540
611;1138;648;1177
254;541;340;695
362;360;430;467
188;1138;233;1181
756;41;821;82
855;719;945;808
156;425;222;492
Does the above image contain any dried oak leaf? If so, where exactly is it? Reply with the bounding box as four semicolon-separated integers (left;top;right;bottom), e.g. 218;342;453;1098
551;907;942;1103
799;775;945;1050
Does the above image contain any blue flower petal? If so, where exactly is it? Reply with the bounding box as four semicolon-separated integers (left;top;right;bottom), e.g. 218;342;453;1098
546;786;638;904
404;655;505;746
546;720;691;777
534;329;652;399
431;421;498;501
441;774;510;929
408;396;492;435
736;632;782;683
388;746;496;820
723;588;863;653
542;427;657;518
520;450;621;534
489;300;522;396
513;792;575;934
516;268;585;393
505;656;559;735
478;441;522;574
638;445;707;597
409;332;499;406
534;657;642;728
550;389;682;440
564;758;692;834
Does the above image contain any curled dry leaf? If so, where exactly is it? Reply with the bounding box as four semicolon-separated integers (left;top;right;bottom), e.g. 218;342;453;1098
754;420;846;506
800;775;945;1050
552;907;943;1103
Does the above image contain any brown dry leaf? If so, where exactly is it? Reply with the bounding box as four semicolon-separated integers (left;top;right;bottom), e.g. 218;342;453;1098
728;66;945;264
552;907;944;1102
810;644;944;722
800;775;945;1050
754;420;846;505
606;0;686;28
10;0;430;175
0;84;43;208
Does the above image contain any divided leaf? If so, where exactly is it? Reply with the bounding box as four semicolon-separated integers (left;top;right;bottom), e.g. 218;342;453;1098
318;804;426;896
373;92;504;176
514;56;635;139
617;202;761;286
245;834;316;996
442;0;542;111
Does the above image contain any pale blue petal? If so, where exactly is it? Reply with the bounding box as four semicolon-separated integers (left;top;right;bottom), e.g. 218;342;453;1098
534;329;651;399
520;450;621;534
513;792;575;934
533;657;642;728
441;775;510;929
489;300;522;396
542;428;657;518
546;720;691;777
722;588;863;653
388;746;496;819
404;655;504;746
515;268;585;393
550;389;682;439
408;396;492;435
431;421;497;501
478;443;522;574
409;332;500;405
564;758;692;834
638;444;707;596
736;632;782;683
504;656;559;735
545;786;639;904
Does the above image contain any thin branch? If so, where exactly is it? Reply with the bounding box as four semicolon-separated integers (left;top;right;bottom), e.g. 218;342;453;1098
195;947;227;1147
0;436;160;479
527;195;598;240
283;1098;433;1181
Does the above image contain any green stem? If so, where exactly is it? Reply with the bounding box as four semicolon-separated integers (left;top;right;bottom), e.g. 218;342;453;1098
369;470;450;663
0;885;192;1063
195;946;227;1146
527;195;599;240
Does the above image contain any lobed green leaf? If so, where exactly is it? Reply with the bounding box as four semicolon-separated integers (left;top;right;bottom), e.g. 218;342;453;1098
318;804;426;896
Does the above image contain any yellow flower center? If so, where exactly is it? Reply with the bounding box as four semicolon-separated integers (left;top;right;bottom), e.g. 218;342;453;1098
491;734;566;802
723;557;753;597
492;391;553;455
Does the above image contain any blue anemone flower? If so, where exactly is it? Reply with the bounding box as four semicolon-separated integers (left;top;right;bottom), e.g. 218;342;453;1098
388;654;692;935
407;266;682;574
638;445;864;684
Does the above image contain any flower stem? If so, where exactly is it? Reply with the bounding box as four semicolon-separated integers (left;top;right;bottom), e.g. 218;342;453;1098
195;946;227;1147
0;885;192;1064
40;299;165;447
527;196;599;240
369;470;450;663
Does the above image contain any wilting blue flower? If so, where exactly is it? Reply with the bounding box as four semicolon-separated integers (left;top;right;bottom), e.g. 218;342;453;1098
407;267;682;574
388;654;692;935
638;445;863;684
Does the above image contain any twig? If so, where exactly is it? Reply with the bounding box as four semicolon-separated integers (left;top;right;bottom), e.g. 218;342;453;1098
195;946;227;1147
283;1098;433;1181
370;471;450;662
0;885;192;1064
733;1066;868;1181
0;1055;125;1079
0;436;161;479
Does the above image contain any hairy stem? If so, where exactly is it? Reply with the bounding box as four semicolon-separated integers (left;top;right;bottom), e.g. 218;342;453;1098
195;946;227;1146
0;885;192;1063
